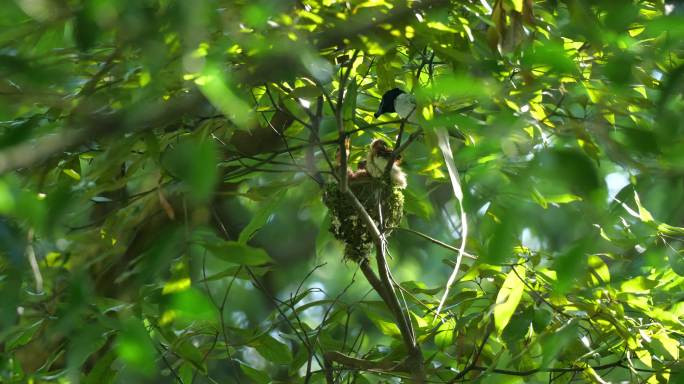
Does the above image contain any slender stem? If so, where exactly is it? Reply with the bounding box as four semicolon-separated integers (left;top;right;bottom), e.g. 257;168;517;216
388;227;477;259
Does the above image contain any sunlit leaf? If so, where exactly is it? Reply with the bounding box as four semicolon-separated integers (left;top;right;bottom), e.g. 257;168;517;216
494;265;525;334
116;318;157;376
434;318;455;349
523;41;578;75
168;288;218;323
587;255;610;285
198;63;255;129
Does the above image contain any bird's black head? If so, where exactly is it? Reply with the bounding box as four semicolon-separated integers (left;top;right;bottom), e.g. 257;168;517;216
374;88;406;118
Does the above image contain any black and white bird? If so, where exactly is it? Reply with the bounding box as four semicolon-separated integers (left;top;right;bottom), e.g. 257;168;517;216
375;88;467;141
374;88;417;119
373;87;469;318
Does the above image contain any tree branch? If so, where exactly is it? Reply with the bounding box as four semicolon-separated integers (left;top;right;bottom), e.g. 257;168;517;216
0;90;206;174
340;188;424;381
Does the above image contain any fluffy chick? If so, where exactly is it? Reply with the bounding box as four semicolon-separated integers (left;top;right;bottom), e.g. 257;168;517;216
365;139;407;189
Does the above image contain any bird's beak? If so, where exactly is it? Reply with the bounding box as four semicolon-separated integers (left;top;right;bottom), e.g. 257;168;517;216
374;101;384;118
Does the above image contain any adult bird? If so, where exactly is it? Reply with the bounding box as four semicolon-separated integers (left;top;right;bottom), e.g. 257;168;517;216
375;87;467;140
374;88;417;120
374;87;469;319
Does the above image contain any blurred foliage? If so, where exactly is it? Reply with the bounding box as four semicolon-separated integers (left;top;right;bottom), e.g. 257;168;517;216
1;0;684;382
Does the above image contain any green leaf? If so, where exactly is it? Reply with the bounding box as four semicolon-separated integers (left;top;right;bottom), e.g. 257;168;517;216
494;265;525;334
553;243;587;294
658;223;684;236
6;320;43;350
502;306;533;346
532;148;603;201
540;321;579;367
116;318;157;377
587;255;610;285
367;309;401;337
400;281;442;295
532;308;552;333
240;363;271;383
669;362;684;383
83;350;116;384
238;192;284;244
509;0;524;13
403;188;434;219
371;317;401;337
418;74;492;102
169;288;218;323
62;168;81;181
651;334;680;360
198;63;255;128
199;265;271;282
174;339;207;373
620;276;656;293
483;207;519;264
523;42;578;75
203;240;272;266
252;334;292;364
0;181;15;214
434;318;456;350
178;363;194;384
68;326;108;374
544;193;583;204
633;191;655;223
669;252;684;277
163;137;218;202
376;52;397;92
342;78;358;132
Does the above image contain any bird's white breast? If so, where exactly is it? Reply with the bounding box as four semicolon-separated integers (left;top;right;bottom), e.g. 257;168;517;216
394;93;416;119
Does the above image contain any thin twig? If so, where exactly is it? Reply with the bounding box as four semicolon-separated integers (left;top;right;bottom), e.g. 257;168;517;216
387;227;477;259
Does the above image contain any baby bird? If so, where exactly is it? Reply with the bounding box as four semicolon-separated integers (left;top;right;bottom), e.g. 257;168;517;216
349;159;369;181
365;139;407;189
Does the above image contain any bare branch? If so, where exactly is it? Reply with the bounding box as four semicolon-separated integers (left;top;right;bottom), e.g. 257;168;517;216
0;90;206;174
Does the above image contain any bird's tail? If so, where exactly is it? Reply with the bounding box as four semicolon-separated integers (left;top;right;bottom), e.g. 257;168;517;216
434;126;469;320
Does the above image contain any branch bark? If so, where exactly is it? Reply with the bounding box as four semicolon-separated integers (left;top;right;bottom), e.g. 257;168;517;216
0;90;206;174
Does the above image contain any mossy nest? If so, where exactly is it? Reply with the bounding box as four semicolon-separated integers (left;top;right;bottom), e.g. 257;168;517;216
322;177;404;261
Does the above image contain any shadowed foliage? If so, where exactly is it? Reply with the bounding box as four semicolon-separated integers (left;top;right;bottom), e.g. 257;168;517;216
1;0;684;383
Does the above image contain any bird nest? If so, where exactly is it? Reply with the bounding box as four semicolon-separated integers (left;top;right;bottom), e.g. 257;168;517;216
322;177;404;261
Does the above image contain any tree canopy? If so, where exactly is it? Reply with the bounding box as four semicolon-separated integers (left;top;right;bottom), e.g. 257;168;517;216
1;0;684;383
